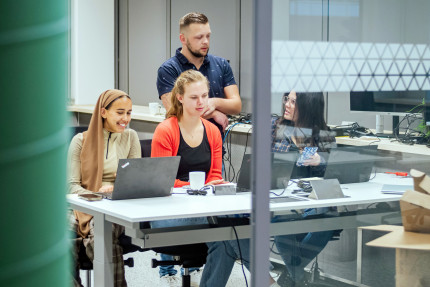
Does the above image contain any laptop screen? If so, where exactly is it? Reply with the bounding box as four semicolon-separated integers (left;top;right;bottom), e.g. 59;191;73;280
323;147;378;184
236;152;298;191
110;156;180;200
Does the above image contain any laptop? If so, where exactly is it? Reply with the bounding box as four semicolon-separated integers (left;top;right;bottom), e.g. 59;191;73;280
309;178;346;199
105;156;180;200
236;152;298;192
323;147;378;184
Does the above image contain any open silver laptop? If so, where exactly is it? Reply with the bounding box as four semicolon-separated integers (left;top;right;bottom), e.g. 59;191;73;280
236;152;298;192
105;156;180;200
323;148;377;184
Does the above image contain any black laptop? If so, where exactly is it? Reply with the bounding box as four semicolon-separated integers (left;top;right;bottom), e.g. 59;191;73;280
105;156;180;200
236;152;298;192
323;146;378;184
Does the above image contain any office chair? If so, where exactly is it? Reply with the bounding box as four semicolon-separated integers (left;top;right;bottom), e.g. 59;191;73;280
151;244;208;287
70;126;88;139
306;230;342;287
139;139;209;287
140;139;152;158
75;233;144;287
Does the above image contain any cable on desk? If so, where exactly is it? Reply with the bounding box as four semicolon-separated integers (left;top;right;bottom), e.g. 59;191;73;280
365;202;378;209
223;122;241;143
223;122;241;181
223;123;237;181
270;187;287;197
269;240;282;257
223;125;233;180
369;168;377;181
392;113;429;145
231;225;249;287
219;217;249;287
367;139;381;146
223;121;252;182
233;126;252;183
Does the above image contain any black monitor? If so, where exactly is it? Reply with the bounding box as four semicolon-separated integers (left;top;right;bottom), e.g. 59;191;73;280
350;90;430;116
350;90;430;135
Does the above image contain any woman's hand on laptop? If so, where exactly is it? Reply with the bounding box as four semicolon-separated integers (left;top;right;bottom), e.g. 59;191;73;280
206;179;229;186
98;185;114;194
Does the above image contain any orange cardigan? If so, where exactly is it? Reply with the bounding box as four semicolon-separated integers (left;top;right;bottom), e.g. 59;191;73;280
151;116;223;187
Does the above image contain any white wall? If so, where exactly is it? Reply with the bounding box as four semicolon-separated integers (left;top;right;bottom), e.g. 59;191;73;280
121;0;242;107
127;0;168;105
239;0;254;113
71;0;115;105
169;0;241;79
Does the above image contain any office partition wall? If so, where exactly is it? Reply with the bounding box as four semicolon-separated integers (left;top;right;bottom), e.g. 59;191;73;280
267;1;430;286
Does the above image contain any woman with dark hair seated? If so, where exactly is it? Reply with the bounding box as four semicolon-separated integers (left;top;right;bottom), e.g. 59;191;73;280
270;91;337;286
200;91;337;287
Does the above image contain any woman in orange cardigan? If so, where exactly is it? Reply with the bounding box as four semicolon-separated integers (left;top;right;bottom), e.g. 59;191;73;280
151;71;224;187
151;70;225;283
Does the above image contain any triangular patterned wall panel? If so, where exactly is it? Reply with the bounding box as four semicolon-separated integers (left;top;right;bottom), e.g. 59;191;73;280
271;41;430;93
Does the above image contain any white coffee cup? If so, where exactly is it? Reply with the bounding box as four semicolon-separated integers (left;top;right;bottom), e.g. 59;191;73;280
189;171;205;190
149;102;160;115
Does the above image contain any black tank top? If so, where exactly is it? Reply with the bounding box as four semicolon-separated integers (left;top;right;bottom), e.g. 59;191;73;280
176;125;211;182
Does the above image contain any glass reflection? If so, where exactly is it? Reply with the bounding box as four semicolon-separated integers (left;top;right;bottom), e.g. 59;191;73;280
267;0;428;286
269;91;339;286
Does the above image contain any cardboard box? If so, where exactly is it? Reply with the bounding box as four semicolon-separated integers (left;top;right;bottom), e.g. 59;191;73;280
400;169;430;233
361;169;430;286
400;190;430;233
365;225;430;287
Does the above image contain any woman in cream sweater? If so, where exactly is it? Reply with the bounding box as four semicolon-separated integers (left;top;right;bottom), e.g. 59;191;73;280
68;89;140;286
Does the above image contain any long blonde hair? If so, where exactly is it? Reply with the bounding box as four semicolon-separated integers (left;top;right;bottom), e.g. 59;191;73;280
166;70;210;120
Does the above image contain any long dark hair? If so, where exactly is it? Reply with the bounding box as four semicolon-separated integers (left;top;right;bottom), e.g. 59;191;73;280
277;92;332;150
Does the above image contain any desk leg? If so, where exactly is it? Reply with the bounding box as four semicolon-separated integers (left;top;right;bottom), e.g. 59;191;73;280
93;213;114;287
356;228;363;284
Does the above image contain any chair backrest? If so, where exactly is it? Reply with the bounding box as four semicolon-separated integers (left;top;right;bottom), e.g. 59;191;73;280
140;139;152;158
151;244;208;269
70;126;88;139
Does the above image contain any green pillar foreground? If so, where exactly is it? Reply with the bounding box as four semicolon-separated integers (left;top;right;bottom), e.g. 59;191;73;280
0;1;70;286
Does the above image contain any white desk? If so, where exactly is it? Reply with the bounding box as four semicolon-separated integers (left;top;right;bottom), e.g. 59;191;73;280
67;173;410;287
336;136;430;156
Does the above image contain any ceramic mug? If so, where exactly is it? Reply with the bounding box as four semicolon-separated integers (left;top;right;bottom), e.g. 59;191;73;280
189;171;206;190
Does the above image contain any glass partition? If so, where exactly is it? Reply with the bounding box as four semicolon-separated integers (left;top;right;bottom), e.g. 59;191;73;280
264;1;430;286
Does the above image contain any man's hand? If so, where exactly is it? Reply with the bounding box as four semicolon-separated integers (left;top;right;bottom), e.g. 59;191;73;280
161;93;172;111
202;98;217;118
209;110;229;131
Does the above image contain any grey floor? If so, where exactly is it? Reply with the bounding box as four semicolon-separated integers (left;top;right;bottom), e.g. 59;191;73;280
316;228;396;287
79;250;252;287
79;229;396;287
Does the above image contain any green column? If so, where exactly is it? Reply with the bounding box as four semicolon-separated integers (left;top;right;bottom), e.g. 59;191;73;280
0;1;70;286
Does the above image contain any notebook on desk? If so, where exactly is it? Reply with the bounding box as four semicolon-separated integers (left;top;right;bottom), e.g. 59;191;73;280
381;184;414;195
236;152;298;192
104;156;180;200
